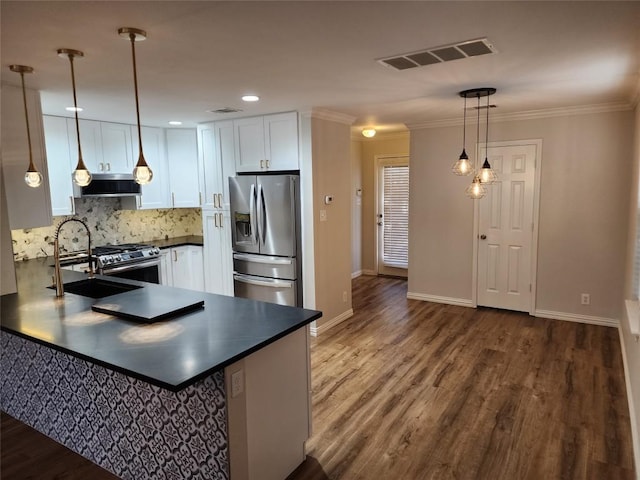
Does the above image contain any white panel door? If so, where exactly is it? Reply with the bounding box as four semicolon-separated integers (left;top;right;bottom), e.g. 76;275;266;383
477;143;537;312
234;116;265;173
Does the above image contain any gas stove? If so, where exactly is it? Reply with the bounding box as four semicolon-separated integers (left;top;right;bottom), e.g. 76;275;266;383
93;243;161;270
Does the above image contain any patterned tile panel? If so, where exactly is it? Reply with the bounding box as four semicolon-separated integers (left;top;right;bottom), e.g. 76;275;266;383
1;332;229;479
10;197;202;261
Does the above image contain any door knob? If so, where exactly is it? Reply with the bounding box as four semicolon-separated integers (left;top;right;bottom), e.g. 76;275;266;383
377;222;383;226
480;234;487;240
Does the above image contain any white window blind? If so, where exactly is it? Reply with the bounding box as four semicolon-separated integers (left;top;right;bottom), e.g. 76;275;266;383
382;164;409;269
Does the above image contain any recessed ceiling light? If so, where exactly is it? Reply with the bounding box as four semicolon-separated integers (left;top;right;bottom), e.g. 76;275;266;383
168;121;182;126
65;106;83;112
242;95;260;102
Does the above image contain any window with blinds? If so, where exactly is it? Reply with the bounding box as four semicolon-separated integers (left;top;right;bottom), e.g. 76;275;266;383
382;164;409;269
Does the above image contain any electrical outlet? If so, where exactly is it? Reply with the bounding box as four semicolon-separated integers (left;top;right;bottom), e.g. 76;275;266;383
231;370;244;398
581;293;590;305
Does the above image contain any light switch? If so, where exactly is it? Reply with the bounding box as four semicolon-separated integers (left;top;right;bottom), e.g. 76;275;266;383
320;210;327;222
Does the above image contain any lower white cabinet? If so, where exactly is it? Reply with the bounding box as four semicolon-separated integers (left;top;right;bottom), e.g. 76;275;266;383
159;245;204;292
203;209;234;296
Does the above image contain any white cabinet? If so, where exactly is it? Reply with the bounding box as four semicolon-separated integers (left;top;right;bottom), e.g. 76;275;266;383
101;122;134;173
198;120;236;210
127;126;170;210
160;245;204;292
203;210;234;296
1;84;52;230
43;116;75;216
66;119;134;174
166;129;200;208
234;112;298;173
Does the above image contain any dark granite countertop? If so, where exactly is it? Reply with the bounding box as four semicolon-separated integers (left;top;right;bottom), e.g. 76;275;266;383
151;235;203;249
1;258;321;391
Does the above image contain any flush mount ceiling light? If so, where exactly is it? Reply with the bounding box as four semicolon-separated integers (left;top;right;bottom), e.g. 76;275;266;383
119;27;153;185
168;121;182;126
362;128;377;138
241;95;260;102
65;106;83;112
58;48;92;187
9;65;42;188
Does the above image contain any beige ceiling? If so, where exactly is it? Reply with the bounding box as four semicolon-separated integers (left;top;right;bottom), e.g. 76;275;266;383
2;1;639;133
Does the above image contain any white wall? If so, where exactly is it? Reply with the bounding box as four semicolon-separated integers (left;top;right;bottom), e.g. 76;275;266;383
409;109;634;320
621;102;640;471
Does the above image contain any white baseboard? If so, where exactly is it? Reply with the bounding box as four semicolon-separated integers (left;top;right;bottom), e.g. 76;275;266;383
309;308;353;337
351;270;362;279
534;309;619;327
406;292;474;308
618;325;640;475
361;269;377;276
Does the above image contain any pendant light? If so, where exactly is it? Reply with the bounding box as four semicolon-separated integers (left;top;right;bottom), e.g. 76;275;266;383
465;94;486;199
58;49;91;187
119;27;153;185
478;91;497;184
452;93;473;176
9;65;42;188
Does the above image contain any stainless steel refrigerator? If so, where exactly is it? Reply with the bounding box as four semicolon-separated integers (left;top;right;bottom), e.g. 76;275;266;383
229;174;302;307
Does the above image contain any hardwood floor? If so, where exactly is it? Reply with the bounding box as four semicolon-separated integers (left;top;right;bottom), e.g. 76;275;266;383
288;275;635;480
2;275;635;479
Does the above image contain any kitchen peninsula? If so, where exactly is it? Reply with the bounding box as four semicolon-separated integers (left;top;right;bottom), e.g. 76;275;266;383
1;258;321;480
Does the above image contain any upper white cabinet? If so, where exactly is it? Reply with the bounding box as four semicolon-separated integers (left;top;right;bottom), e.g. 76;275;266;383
43;116;75;216
234;112;298;172
166;129;200;208
67;119;133;174
198;120;236;210
100;122;134;173
1;84;52;229
128;126;169;210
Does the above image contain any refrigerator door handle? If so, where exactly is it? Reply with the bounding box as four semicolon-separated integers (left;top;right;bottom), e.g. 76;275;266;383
257;183;266;246
233;253;293;265
233;274;293;289
249;183;257;244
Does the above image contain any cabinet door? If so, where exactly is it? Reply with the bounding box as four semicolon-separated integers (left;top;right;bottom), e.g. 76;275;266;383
43;116;75;216
167;129;200;208
101;122;133;173
189;245;205;292
160;249;173;286
132;126;170;209
1;85;52;229
215;120;236;210
170;246;191;288
198;123;218;208
264;112;299;171
67;118;102;173
203;211;234;296
234;116;265;173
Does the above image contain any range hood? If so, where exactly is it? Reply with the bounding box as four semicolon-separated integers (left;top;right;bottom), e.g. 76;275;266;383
73;173;141;198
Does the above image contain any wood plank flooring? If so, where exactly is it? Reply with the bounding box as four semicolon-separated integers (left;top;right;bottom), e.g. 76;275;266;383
287;275;635;480
2;275;635;479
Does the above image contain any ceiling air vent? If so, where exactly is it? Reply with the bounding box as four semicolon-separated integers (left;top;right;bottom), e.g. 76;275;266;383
379;38;496;71
207;107;243;114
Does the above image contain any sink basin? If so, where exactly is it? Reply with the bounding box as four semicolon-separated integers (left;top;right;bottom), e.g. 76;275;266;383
49;278;143;299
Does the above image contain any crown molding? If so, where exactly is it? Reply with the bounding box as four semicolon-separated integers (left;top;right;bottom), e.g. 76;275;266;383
299;108;356;125
407;102;634;130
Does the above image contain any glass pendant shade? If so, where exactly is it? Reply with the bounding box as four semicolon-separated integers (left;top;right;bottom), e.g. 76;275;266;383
465;175;487;199
10;65;42;188
452;149;473;176
119;27;153;185
73;159;92;187
478;158;497;184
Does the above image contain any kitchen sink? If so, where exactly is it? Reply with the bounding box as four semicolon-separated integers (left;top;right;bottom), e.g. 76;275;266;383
48;278;143;299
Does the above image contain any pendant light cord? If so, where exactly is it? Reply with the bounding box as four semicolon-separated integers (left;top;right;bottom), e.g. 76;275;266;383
462;95;467;148
485;94;490;154
19;72;35;169
476;95;481;170
129;33;144;158
68;55;84;164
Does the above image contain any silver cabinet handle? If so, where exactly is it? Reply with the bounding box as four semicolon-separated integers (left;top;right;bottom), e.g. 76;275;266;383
214;213;219;228
218;193;223;208
99;162;104;171
106;162;111;172
265;159;270;169
260;160;264;169
199;192;203;206
233;274;292;288
70;196;75;215
233;253;292;265
172;192;176;208
173;250;178;262
219;212;223;228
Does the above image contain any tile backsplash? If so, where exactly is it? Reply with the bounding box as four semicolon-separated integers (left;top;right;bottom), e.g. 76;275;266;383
11;197;202;261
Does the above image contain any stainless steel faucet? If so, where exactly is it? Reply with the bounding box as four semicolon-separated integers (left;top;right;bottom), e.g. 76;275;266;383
53;217;94;297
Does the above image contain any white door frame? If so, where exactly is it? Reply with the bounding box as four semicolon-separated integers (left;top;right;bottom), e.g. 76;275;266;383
471;139;543;314
374;154;410;276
